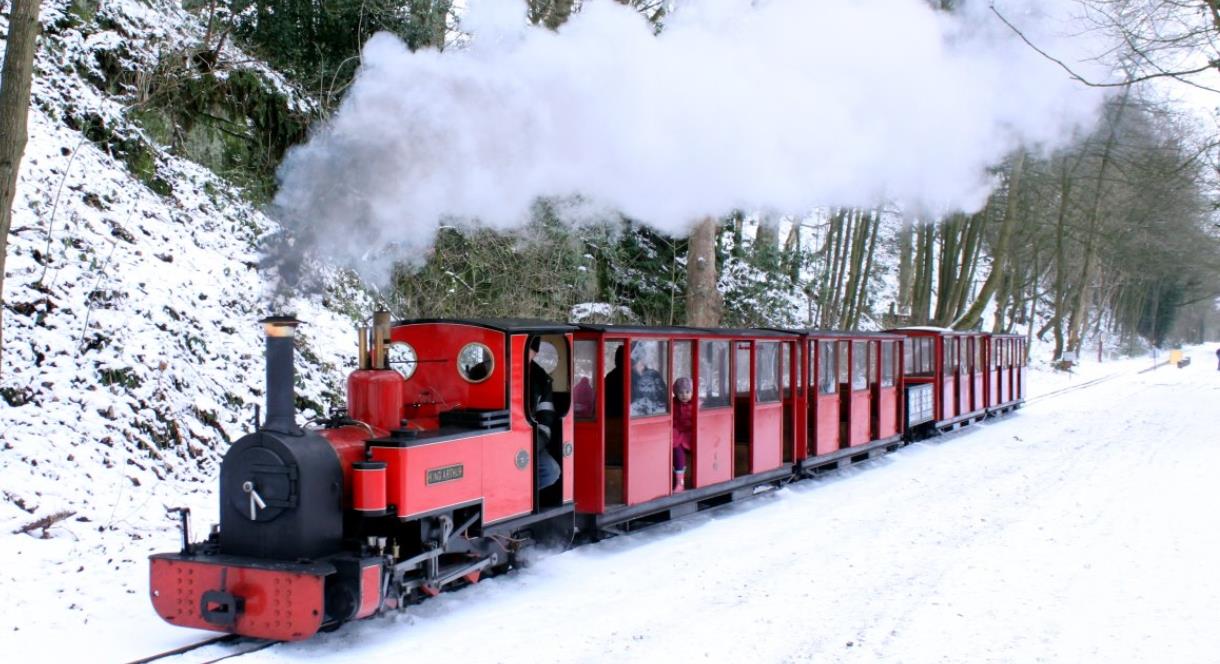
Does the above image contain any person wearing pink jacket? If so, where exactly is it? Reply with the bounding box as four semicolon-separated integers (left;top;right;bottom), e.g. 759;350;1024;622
672;377;694;492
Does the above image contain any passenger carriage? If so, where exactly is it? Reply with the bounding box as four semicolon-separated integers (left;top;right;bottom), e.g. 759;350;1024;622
570;326;800;532
797;331;905;473
985;333;1026;414
888;327;988;433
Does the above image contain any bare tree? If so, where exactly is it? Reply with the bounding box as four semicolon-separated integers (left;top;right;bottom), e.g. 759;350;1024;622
685;217;722;326
0;0;43;366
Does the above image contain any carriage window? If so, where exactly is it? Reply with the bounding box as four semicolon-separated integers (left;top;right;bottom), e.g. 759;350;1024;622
674;341;693;385
974;338;983;372
782;343;793;398
819;341;837;395
964;339;973;373
457;343;494;383
756;342;780;403
630;340;669;417
837;340;850;384
852;341;868;391
943;338;954;373
387;342;418;380
881;341;895;387
736;342;751;395
910;337;934;377
604;340;625;418
700;340;731;409
868;341;878;385
573;341;597;420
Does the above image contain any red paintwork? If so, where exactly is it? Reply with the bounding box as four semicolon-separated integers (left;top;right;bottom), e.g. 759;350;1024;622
348;370;404;432
562;391;575;504
626;415;670;505
494;334;536;522
695;407;733;487
351;464;387;513
390;323;508;427
942;372;956;421
149;556;326;641
847;389;870;447
752;404;783;471
793;344;808;463
321;426;383;510
369;436;485;519
877;386;898;439
574;418;604;513
356;563;381;620
814;393;839;455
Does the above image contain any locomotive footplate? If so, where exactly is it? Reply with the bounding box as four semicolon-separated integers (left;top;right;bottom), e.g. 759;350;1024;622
150;553;335;641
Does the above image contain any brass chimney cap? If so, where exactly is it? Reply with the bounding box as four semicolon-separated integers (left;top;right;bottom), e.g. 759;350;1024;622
260;315;303;337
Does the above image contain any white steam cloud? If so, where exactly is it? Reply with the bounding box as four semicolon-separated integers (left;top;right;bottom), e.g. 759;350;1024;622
273;0;1106;283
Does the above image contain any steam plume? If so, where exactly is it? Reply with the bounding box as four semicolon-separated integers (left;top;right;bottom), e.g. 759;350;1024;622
272;0;1106;284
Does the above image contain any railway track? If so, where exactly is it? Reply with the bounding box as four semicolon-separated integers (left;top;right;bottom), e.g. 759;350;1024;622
1023;359;1166;407
125;635;279;664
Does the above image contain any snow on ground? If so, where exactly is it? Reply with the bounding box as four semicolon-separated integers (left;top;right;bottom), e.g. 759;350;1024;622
4;346;1215;663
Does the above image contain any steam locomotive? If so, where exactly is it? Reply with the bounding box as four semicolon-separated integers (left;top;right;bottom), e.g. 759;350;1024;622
149;313;1026;640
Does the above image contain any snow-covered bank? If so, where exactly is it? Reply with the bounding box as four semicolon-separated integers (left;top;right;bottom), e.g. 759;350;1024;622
0;0;362;658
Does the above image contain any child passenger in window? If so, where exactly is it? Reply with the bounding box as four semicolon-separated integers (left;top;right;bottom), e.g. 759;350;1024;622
672;377;693;492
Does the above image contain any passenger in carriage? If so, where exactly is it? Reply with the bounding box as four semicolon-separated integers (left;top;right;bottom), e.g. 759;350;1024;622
630;351;667;414
605;345;625;418
572;376;595;418
671;377;693;492
528;337;561;489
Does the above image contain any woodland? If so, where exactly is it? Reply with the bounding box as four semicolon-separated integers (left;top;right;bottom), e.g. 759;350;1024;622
2;0;1219;365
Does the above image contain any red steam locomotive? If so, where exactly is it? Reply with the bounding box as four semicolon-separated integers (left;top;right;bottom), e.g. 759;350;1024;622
149;313;1026;641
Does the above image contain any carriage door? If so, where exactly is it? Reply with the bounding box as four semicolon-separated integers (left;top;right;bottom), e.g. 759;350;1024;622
1015;336;1024;400
941;336;957;421
876;341;899;439
602;339;626;507
782;342;796;463
733;341;753;477
752;341;784;473
959;337;972;415
696;340;733;487
672;341;693;492
988;338;999;408
812;340;840;456
847;340;871;447
572;337;602;513
625;339;670;506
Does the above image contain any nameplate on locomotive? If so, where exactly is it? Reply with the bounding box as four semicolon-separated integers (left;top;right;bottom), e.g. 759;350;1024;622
425;464;464;485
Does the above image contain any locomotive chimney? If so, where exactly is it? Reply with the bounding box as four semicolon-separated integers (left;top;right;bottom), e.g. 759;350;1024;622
260;315;303;436
358;325;371;370
372;310;391;370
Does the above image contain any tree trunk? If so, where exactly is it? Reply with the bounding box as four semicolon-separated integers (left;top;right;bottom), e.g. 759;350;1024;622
848;211;880;329
0;0;44;368
954;151;1026;330
827;209;854;325
685;216;721;327
1067;89;1130;355
897;218;914;315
